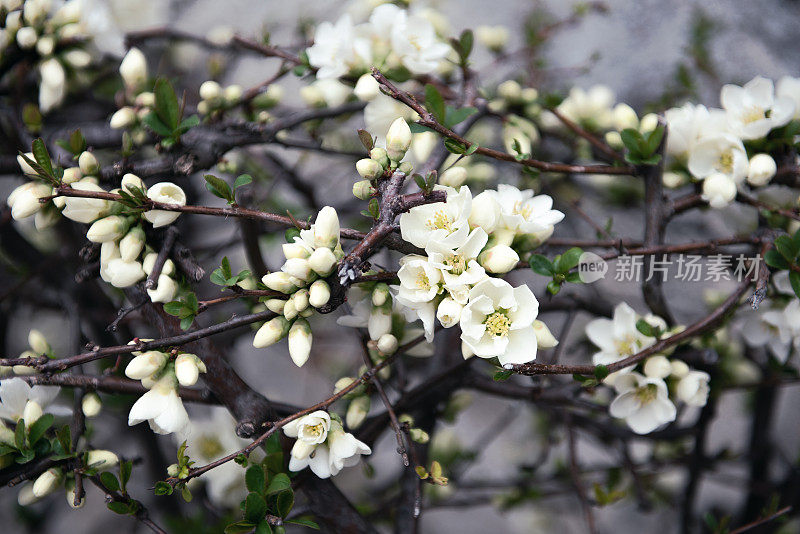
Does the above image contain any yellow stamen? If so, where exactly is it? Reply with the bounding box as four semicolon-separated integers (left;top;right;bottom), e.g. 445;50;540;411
484;311;511;337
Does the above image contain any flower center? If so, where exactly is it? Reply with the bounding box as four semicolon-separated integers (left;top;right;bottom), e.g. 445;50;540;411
198;436;224;459
416;271;431;290
305;422;325;439
634;383;658;404
427;208;453;232
484;311;511;337
443;253;467;275
742;106;765;125
717;151;734;174
614;335;637;356
513;200;533;220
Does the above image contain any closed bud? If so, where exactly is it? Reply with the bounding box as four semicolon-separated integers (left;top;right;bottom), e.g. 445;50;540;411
377;333;398;355
63;49;92;69
66;479;85;508
334;377;356;394
120;47;148;91
287;319;313;367
17;484;38;506
78;151;99;175
16;26;37;49
86;450;119;471
639;113;659;132
0;421;16;446
439;166;468;188
62;167;82;184
354;73;380;101
496;80;522;101
436;297;463;328
533;320;558;348
292;289;310;313
82;392;102;418
22;400;43;428
663;171;685;188
104;258;146;288
32;468;62;498
308;280;331;308
135;91;155;107
308;247;337;276
644;355;672;379
142;253;175;276
386;118;412;162
701;172;737;209
167;463;180;477
121;173;145;193
199;80;221;101
86;215;128;243
125;351;167;380
282;241;311;260
175;353;204;386
356;158;383;180
147;274;178;303
612;103;639;131
670;359;690;379
353;180;376;200
283;298;299;320
372;284;390;306
265;298;287;313
346;395;370;429
119;227;145;262
262;271;297;293
36;35;55;56
223;84;242;104
110;107;137;129
369;147;390;169
479;245;520;274
747;153;777;187
476;25;509;53
409;428;430;443
10;182;52;220
253;316;291;348
28;329;49;355
313;206;340;249
17;152;36;175
282;257;313;281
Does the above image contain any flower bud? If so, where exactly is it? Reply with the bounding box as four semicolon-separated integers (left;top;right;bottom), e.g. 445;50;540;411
167;463;180;477
262;271;297;293
282;257;313;281
63;49;92;69
175;353;204;386
10;182;52;220
28;329;49;355
369;147;390;169
612;103;639;131
121;173;145;193
356;158;383;180
135;92;155;107
253;316;291;348
282;241;311;260
639;113;659;132
142;253;175;276
747;153;777;187
308;247;337;276
125;351;167;380
701;172;737;209
86;450;119;471
252;84;283;108
283;298;299;320
313;206;340;249
110;107;137;129
386;118;412;162
87;215;128;243
476;25;509;52
436;297;463;328
104;258;146;287
62;167;82;184
147;274;178;303
16;26;37;49
309;280;331;308
521;88;539;103
288;319;313;367
32;468;62;498
199;80;221;101
36;35;55;56
265;299;287;313
0;421;16;446
533;320;558;348
17;484;38;506
119;227;145;262
354;73;380;101
82;392;102;418
439;166;468;188
78;151;99;176
496;80;522;101
346;395;370;429
13;364;37;376
663;171;685;189
643;355;672;379
292;289;310;313
372;284;390;307
17;152;36;175
670;359;690;379
22;400;43;427
66;479;85;508
223;84;243;104
409;428;430;443
479;245;520;274
353;180;376;200
120;47;148;91
143;182;186;228
377;333;398;355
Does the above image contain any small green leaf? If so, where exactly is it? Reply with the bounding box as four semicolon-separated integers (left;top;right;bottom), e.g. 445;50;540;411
154;78;180;130
265;473;291;495
100;471;120;492
27;413;54;445
459;29;474;61
205;174;233;202
14;422;26;450
142;112;174;137
120;461;132;491
245;466;265;494
635;318;657;338
790;271;800;300
775;235;798;261
493;369;513;381
443;138;467;155
558;248;583;273
107;501;130;515
765;249;790;270
594;365;609;381
444;106;478;128
245;492;267;523
529;255;555;276
255;520;274;534
225;521;256;534
275;489;294;518
234;174;253;190
286;517;320;530
424;84;446;123
546;280;561;295
646;125;665;154
357;129;374;151
154;481;174;496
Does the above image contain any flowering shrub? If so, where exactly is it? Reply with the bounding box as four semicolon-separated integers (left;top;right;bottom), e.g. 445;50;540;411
2;1;800;532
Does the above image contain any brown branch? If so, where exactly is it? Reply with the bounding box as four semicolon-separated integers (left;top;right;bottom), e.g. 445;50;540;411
144;226;178;290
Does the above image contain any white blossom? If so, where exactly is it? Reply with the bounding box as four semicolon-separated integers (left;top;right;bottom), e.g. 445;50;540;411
143;182;186;227
609;372;676;434
676;370;710;407
306;14;369;79
400;186;472;249
0;378;61;423
720;76;794;140
127;373;190;435
586;302;656;370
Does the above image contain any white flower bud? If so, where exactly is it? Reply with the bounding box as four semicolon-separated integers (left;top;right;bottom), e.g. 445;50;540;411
643;355;672;379
747;153;777;187
533;320;558;348
61;167;82;184
17;152;36;175
701;172;737;209
479;245;520;274
353;180;376;200
356;158;383;180
292;289;310;313
308;280;331;308
283;298;299;321
62;180;110;223
66;480;85;508
118;227;144;262
262;271;297;293
223;84;242;104
5;10;22;33
521;88;539;103
282;241;311;260
497;80;522;101
147;274;178;303
143;182;186;228
377;333;398;355
10;182;52;220
35;35;55;56
105;258;146;287
120;173;145;193
639;113;659;132
313;206;340;249
120;47;148;91
288;319;313;367
175;354;203;386
372;284;390;307
167;464;180;477
370;147;390;168
22;400;43;427
612;103;639;131
32;468;62;498
476;25;509;52
354;73;380;101
199;80;221;101
253;316;291;348
386;118;412;162
16;26;37;49
346;395;370;429
110;107;137;129
135;91;155;107
125;351;167;380
265;299;287;313
308;247;337;276
17;484;38;506
86;450;119;471
436;297;463;328
439;166;468;188
670;359;690;379
63;49;92;69
82;392;102;418
87;215;128;243
663;171;685;189
282;257;312;281
28;329;49;355
0;422;16;446
142;252;174;276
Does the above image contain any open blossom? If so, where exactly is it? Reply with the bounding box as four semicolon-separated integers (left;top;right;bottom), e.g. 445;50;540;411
396;255;443;304
459;278;539;366
0;378;62;423
491;184;564;239
400;186;472;248
128;373;190;436
741;299;800;362
306;14;370;79
687;133;748;182
284;413;370;479
720;76;794;140
586;303;657;370
389;9;450;74
676;370;711;407
556;85;615;129
426;227;488;288
609;372;676;434
61;180;110;223
664;103;711;158
143;182;186;228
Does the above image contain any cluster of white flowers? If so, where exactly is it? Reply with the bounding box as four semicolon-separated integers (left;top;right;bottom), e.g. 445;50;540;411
108;47;153;141
125;345;206;436
252;206;342;367
586;302;710;434
664;76;799;207
306;3;450;80
282;410;370;479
